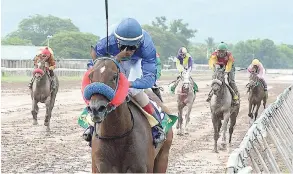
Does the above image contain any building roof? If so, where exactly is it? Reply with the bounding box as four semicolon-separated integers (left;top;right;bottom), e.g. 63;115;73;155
1;45;44;60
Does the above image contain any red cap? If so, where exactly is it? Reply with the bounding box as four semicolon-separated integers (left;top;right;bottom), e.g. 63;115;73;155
41;47;51;56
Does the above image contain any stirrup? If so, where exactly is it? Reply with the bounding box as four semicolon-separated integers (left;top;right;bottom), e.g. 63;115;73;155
154;126;166;144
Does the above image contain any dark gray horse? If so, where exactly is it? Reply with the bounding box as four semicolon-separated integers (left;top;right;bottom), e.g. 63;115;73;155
247;72;267;121
175;69;196;135
31;58;59;131
209;64;240;153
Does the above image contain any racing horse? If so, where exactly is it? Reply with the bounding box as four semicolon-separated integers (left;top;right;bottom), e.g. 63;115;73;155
209;63;239;153
30;57;59;131
247;69;267;121
175;69;196;135
84;51;173;172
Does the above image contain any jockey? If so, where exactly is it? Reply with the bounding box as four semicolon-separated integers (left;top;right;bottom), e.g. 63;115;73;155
247;58;268;98
207;42;239;105
83;18;165;145
170;47;198;94
28;47;57;89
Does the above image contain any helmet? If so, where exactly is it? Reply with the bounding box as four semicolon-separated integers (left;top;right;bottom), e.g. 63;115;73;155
217;42;228;51
178;47;187;57
40;47;51;56
38;47;53;56
252;59;260;66
114;18;143;46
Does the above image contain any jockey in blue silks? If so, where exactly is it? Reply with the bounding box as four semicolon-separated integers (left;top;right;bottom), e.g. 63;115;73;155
83;18;165;145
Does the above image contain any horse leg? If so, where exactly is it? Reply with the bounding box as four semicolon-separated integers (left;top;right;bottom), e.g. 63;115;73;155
177;105;183;135
254;103;261;121
31;100;39;125
248;101;253;119
218;118;222;133
154;128;173;173
229;114;237;144
212;115;219;153
263;96;267;109
44;96;52;131
184;104;192;134
221;110;230;150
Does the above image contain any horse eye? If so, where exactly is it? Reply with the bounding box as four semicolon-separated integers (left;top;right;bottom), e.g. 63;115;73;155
112;73;118;82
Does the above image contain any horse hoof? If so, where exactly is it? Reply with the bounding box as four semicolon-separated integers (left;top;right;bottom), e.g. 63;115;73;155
212;149;219;153
33;120;38;125
44;122;49;126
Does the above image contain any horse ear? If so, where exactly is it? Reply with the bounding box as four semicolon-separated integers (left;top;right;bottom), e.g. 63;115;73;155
90;45;97;60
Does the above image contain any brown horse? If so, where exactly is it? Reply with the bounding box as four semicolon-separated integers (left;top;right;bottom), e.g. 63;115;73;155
31;58;59;131
247;71;267;121
86;54;173;173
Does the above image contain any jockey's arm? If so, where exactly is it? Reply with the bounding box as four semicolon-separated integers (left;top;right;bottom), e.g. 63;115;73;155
225;54;234;73
131;52;157;89
48;56;56;70
247;64;253;73
208;54;217;70
187;55;193;72
176;59;184;73
256;63;265;78
90;36;115;68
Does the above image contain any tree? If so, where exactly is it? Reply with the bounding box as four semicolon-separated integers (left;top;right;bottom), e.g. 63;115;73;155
151;16;168;31
143;24;185;61
1;36;32;45
49;31;99;59
188;44;208;64
7;14;79;46
169;19;197;45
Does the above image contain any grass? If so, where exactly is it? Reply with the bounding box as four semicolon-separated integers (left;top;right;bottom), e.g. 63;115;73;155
1;75;82;83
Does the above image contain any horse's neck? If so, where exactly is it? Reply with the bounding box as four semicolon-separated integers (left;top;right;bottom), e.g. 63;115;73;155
98;102;132;137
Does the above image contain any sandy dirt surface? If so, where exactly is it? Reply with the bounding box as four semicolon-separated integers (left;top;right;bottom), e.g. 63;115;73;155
1;73;292;173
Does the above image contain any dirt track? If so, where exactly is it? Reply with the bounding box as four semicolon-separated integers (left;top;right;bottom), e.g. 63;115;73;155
1;73;292;173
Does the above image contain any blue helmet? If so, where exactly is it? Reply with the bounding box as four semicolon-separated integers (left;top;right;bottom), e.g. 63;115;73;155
114;18;143;46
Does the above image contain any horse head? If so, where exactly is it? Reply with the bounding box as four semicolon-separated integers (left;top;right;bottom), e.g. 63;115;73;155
34;58;48;81
248;71;259;89
83;47;129;123
211;63;226;95
181;69;191;93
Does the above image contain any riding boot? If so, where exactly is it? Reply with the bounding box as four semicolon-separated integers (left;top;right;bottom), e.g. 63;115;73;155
171;76;180;94
206;89;213;102
229;82;240;105
143;102;166;145
83;125;94;146
28;77;35;89
189;77;199;93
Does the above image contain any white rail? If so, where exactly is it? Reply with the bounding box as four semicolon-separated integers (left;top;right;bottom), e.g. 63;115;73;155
226;84;293;173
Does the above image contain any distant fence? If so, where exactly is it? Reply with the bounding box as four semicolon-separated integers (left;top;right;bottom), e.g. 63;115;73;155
1;59;88;69
1;64;211;77
226;85;293;173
